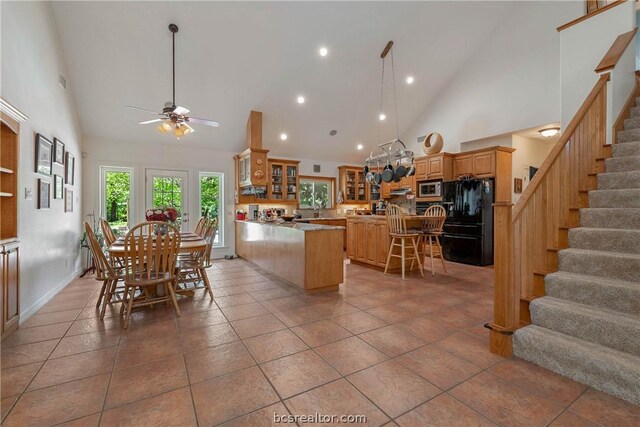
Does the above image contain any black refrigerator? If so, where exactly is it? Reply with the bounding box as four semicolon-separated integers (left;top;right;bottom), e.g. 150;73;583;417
441;178;494;266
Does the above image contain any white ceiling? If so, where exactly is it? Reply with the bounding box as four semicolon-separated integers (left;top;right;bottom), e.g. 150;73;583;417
52;1;515;163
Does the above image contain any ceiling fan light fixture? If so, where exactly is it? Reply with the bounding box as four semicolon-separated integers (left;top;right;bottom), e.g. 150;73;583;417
157;121;172;133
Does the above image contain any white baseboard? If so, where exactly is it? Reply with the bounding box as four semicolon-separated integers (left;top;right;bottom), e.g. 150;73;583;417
20;266;84;324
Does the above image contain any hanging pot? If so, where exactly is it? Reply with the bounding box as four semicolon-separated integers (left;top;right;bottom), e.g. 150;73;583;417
366;171;374;183
406;158;416;177
363;165;369;175
393;172;402;183
381;161;394;183
373;159;382;185
395;160;407;178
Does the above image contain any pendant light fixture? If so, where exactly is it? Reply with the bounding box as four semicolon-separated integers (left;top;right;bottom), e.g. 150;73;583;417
365;41;414;177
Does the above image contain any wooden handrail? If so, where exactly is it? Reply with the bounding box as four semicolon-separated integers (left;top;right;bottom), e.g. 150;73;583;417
557;0;625;32
512;73;610;220
595;28;638;73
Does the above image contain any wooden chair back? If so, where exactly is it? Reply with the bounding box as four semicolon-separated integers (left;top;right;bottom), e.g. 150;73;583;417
385;204;407;235
84;222;115;280
194;217;207;236
100;218;117;246
423;205;446;234
123;221;181;284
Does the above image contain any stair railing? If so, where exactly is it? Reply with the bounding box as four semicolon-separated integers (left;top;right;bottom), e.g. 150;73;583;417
488;73;610;357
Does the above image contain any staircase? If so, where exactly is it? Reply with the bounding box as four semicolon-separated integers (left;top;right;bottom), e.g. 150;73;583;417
512;107;640;405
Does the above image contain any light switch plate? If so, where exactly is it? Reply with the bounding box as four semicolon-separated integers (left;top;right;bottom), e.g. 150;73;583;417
25;187;33;200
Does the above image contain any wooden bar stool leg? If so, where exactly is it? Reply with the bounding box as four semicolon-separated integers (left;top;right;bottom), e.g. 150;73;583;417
384;237;395;275
411;237;424;277
401;239;406;280
436;236;447;273
429;236;435;276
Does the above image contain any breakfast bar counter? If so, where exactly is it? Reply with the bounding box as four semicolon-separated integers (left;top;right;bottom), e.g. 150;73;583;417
235;220;344;292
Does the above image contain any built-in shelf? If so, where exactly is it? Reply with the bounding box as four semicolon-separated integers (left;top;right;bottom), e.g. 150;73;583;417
0;167;13;174
0;192;14;197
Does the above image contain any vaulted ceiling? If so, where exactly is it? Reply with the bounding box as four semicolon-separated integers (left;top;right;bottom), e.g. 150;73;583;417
52;1;515;163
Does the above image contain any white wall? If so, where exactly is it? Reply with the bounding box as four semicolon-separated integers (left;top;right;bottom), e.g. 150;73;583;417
560;1;635;128
511;135;556;204
460;134;513;153
403;1;582;156
1;1;84;319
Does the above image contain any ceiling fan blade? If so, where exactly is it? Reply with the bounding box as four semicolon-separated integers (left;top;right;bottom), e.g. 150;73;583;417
173;105;190;115
188;117;220;127
139;119;164;125
125;105;161;115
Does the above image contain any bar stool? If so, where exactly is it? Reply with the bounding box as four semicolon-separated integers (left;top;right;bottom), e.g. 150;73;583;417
419;205;447;275
384;204;424;279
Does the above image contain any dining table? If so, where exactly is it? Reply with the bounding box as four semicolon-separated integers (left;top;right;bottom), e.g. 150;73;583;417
106;232;208;257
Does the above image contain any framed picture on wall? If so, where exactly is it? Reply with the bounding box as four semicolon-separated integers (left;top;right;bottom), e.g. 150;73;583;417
53;138;65;165
65;189;74;213
38;179;50;209
54;175;64;199
65;152;75;185
35;134;53;176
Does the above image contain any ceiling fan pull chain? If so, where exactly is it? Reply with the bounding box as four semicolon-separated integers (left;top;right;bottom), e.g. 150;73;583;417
172;27;176;108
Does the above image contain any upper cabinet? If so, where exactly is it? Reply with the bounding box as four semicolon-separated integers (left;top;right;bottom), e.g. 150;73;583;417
415;153;454;181
237;149;269;188
338;166;368;204
268;159;299;203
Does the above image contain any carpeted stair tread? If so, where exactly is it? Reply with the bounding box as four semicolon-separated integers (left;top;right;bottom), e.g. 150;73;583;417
589;189;640;208
513;325;640;405
569;227;640;254
580;208;640;229
545;271;640;315
529;297;640;356
617;128;640;143
604;156;640;173
612;141;640;157
624;116;640;130
597;171;640;190
558;248;640;282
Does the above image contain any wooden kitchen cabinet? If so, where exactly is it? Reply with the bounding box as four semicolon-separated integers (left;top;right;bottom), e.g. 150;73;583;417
356;221;366;261
453;154;474;177
339;166;368;204
1;241;19;341
415;158;427;179
414;153;454;181
268;159;299;203
473;151;496;177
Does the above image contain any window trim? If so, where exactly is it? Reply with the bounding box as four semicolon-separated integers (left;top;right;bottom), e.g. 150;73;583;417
198;171;224;248
100;165;135;229
297;175;336;209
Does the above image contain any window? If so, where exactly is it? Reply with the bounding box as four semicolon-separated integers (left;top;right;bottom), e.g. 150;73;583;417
299;178;333;209
101;166;134;233
199;172;224;247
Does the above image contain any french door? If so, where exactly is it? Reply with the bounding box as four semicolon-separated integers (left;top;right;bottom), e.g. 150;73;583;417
145;169;189;231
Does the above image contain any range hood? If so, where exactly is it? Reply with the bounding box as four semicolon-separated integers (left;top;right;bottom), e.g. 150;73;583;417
236;111;269;188
390;187;413;196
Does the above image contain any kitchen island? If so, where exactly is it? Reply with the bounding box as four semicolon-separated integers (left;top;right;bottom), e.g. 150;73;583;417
235;220;344;292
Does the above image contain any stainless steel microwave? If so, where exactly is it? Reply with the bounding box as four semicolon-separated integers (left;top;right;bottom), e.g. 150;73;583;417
418;181;442;198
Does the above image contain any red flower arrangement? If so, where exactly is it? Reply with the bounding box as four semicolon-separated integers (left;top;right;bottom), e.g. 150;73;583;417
145;207;179;223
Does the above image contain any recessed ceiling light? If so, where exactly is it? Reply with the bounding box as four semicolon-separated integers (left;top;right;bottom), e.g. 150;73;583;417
297;96;305;104
379;113;386;121
406;76;414;84
357;144;364;150
280;133;288;141
538;127;560;137
319;47;328;57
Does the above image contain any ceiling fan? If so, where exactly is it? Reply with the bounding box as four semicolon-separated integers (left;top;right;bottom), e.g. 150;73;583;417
125;23;219;139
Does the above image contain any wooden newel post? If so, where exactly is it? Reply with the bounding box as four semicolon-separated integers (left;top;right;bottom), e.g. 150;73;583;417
488;202;517;357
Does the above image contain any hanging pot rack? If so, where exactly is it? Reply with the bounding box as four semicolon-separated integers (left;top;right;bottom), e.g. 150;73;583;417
364;40;414;168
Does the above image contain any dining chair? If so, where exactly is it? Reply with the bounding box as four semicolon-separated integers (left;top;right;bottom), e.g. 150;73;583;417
121;221;182;328
84;222;125;319
177;218;215;299
100;218;117;246
420;205;447;275
194;216;207;236
384;204;424;279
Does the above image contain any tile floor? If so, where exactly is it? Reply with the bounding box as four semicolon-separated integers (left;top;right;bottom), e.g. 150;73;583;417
1;259;638;426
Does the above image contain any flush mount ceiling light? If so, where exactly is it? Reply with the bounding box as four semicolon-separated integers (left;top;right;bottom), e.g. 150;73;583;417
406;76;414;84
319;47;328;57
280;133;288;141
124;23;220;139
297;96;305;104
539;127;560;137
357;144;364;150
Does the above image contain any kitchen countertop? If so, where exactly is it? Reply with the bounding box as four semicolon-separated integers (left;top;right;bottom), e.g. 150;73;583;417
294;217;347;222
235;219;344;231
